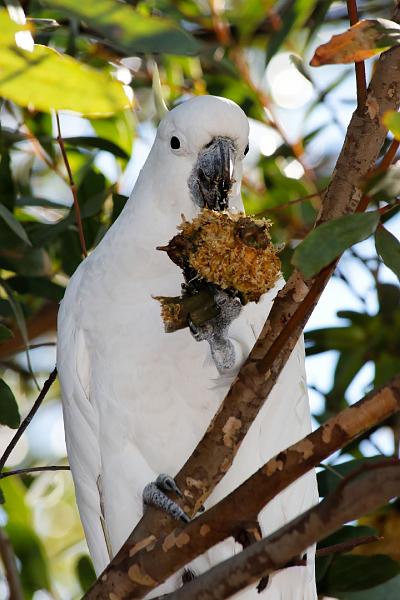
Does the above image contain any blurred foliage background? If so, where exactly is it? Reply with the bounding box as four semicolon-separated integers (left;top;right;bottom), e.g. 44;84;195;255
0;0;399;598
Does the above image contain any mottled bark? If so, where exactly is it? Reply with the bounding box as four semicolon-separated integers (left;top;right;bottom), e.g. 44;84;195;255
86;8;400;598
85;377;400;599
158;461;400;600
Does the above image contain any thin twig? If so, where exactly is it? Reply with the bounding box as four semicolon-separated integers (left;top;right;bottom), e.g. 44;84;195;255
376;139;400;173
316;534;383;557
0;465;70;479
0;368;57;474
0;528;23;600
346;0;367;107
230;49;318;188
256;189;326;216
55;112;87;257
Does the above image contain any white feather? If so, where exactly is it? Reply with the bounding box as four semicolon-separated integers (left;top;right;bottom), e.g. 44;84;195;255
57;96;318;598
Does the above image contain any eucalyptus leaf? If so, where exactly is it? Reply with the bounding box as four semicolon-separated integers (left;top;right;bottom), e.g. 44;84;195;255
292;212;380;278
0;204;31;245
76;555;96;592
64;136;129;159
0;378;20;429
375;226;400;280
0;9;130;116
41;0;200;55
318;554;400;595
0;324;13;341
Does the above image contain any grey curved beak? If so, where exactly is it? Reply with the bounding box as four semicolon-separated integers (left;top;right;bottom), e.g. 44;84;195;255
189;137;235;211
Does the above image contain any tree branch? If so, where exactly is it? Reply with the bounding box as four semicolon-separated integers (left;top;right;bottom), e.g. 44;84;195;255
0;465;69;479
157;460;400;600
0;301;58;360
85;376;400;598
0;527;23;600
0;368;57;474
346;0;367;106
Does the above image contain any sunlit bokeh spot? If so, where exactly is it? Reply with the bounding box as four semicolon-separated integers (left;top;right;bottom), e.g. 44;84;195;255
266;52;314;109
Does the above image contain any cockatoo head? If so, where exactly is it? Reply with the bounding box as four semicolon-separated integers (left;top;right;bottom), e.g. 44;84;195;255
146;95;249;219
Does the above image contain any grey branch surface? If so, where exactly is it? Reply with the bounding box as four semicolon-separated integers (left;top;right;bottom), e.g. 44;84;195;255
158;461;400;600
85;377;400;599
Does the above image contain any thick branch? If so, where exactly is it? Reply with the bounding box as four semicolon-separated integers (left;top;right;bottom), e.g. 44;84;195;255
0;301;58;359
159;461;400;600
85;376;400;598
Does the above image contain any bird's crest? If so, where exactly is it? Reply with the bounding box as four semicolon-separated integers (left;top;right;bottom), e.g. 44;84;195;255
152;61;169;120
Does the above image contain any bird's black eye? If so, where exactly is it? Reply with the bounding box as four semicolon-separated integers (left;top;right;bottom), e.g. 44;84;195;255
244;143;249;156
170;136;181;150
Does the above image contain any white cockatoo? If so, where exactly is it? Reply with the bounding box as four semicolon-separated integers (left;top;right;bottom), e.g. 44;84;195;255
57;95;318;598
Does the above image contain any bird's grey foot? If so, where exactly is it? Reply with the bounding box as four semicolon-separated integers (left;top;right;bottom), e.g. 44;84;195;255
143;474;190;523
189;290;242;371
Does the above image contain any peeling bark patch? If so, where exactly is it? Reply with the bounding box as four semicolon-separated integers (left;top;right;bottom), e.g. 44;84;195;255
322;423;335;444
220;456;232;472
200;524;211;536
129;535;157;557
366;95;380;120
127;564;156;587
263;457;284;476
222;416;242;447
186;477;207;491
162;531;191;552
295;439;315;459
292;274;310;303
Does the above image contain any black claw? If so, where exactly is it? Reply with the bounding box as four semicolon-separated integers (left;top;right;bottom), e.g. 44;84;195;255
257;576;269;593
182;568;196;585
180;513;191;524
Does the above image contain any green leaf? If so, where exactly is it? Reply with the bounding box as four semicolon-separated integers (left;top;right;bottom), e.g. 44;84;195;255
318;457;383;497
7;276;65;302
383;111;400;140
377;283;400;317
41;0;200;55
316;525;378;584
292;212;380;279
0;134;16;210
0;204;31;246
0;378;20;428
76;555;96;592
318;554;400;595
375;226;400;280
6;522;50;595
0;9;130;116
367;165;400;203
64;136;129;159
0;324;13;341
341;574;400;600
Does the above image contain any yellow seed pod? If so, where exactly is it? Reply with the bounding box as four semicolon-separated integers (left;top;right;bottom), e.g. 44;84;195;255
162;209;281;304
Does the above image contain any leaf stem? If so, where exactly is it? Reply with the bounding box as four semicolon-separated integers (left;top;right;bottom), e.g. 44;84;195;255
55;112;87;258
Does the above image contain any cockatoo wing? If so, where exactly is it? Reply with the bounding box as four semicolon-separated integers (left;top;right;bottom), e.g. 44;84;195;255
57;264;111;570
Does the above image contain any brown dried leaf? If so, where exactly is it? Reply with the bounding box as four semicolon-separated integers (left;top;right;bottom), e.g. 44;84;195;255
310;19;400;67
